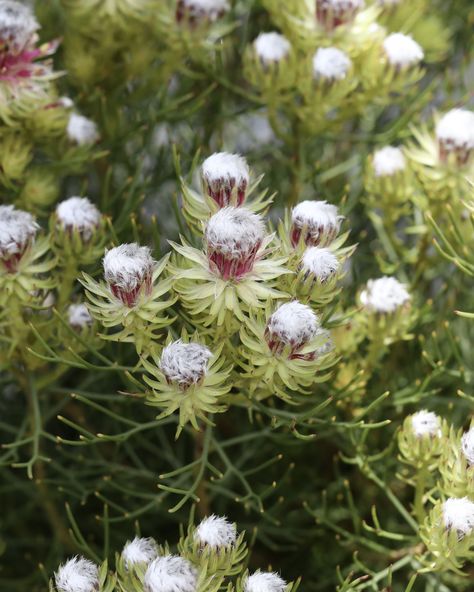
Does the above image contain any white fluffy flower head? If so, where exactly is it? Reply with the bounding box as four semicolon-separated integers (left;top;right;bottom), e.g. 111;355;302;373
0;204;38;259
68;304;93;329
54;556;99;592
202;152;249;206
461;426;474;466
160;340;212;389
383;33;424;67
194;515;237;548
443;497;474;537
373;146;406;177
266;301;320;348
254;32;291;64
122;537;158;568
411;410;441;438
313;47;351;81
144;555;197;592
179;0;230;21
67;113;99;146
436;109;474;151
205;207;265;258
359;276;410;313
56;197;101;240
0;0;39;54
245;570;287;592
301;247;339;282
291;200;342;247
103;243;154;291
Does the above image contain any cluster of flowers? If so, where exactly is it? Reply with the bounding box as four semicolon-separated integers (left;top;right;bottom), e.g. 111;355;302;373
51;515;299;592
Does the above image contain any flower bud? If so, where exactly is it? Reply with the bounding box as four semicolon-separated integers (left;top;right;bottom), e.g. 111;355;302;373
265;301;321;359
56;197;101;241
67;303;93;330
301;247;339;283
312;47;352;82
245;570;287;592
103;243;155;307
144;555;197;592
160;340;212;390
20;167;60;207
253;32;291;67
290;200;342;248
0;0;39;55
0;205;38;272
411;410;441;438
315;0;364;30
0;133;32;180
461;427;474;466
443;498;474;538
435;109;474;166
122;537;158;568
67;113;99;146
359;276;410;313
382;33;424;68
205;207;265;280
372;146;406;177
176;0;229;24
201;152;250;207
54;556;99;592
194;515;237;549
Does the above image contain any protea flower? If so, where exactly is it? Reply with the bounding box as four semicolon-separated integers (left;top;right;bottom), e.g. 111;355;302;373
121;537;158;569
144;555;197;592
55;196;101;242
67;303;93;330
290;200;342;249
54;556;99;592
443;498;474;538
359;276;410;314
66;113;100;146
0;204;38;272
312;47;352;82
244;570;287;592
436;109;474;167
176;0;230;25
372;146;406;178
201;152;250;208
461;426;474;466
315;0;365;30
253;32;291;67
411;410;441;438
194;515;237;549
382;33;424;69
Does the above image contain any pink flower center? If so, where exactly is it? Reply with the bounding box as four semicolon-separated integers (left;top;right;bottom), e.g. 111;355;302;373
264;327;317;360
315;0;359;30
290;221;338;248
205;177;247;208
207;241;261;280
438;139;472;167
110;274;152;307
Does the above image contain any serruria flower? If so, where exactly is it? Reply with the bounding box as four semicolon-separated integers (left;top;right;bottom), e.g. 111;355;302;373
176;0;230;24
67;303;93;330
56;197;101;241
315;0;364;30
244;570;287;592
122;537;158;568
202;152;250;208
359;276;410;313
443;498;474;538
194;515;237;549
0;204;38;272
253;32;291;66
398;411;444;466
67;113;99;146
372;146;406;177
144;555;197;592
436;109;474;166
290;200;342;248
265;301;320;359
411;410;441;438
142;335;231;436
301;246;339;283
54;556;99;592
461;426;474;466
312;47;351;82
382;33;424;68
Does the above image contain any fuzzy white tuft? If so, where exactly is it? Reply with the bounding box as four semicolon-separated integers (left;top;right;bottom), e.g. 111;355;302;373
244;570;287;592
144;555;198;592
194;515;237;548
67;304;92;329
359;276;410;313
313;47;351;81
181;0;229;19
436;109;474;150
160;340;212;387
54;556;99;592
291;200;342;245
202;152;249;186
59;96;74;109
318;0;364;11
267;301;320;345
383;33;424;67
443;498;474;537
122;537;158;567
461;427;474;466
411;410;441;438
67;113;99;146
0;204;38;257
205;207;265;257
373;146;406;177
0;0;39;53
103;243;154;291
301;247;339;281
254;32;291;64
56;197;101;240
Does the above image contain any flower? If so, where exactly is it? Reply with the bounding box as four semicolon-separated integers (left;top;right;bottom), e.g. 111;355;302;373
265;301;320;359
122;537;158;568
67;113;99;146
244;570;287;592
315;0;364;30
103;243;155;307
443;498;474;538
194;515;237;549
461;427;474;466
54;556;99;592
67;303;93;329
0;0;39;54
301;247;339;283
253;32;291;66
176;0;230;24
201;153;250;208
312;47;352;82
160;340;212;389
359;276;410;313
411;410;441;438
372;146;406;177
382;33;424;68
144;555;197;592
290;200;342;248
435;109;474;165
205;207;265;280
56;197;101;241
0;204;38;272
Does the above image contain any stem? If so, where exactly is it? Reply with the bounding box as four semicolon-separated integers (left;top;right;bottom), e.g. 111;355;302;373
414;464;429;524
194;425;210;519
